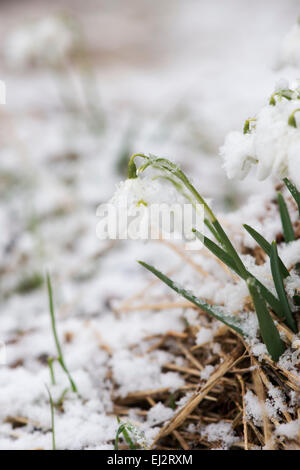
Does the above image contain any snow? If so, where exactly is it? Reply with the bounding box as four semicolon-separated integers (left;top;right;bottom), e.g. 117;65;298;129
200;365;216;381
200;421;239;449
111;349;184;397
147;402;174;426
245;390;264;426
0;0;299;450
266;385;288;420
195;327;214;346
275;420;300;439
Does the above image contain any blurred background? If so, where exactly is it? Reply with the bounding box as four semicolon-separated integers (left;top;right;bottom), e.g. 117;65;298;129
0;0;299;449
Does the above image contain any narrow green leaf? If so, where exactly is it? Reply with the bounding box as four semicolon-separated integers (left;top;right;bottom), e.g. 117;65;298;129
247;279;286;362
45;385;56;451
252;279;282;320
204;219;223;245
200;233;242;274
139;261;247;336
277;192;295;243
46;273;78;393
243;224;289;278
114;423;136;450
283;177;300;217
211;219;248;277
55;388;69;407
194;230;282;317
48;357;56;386
270;242;297;333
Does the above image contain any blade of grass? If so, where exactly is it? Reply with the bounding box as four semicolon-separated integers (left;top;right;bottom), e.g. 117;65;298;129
56;388;69;407
270;242;297;332
46;385;56;450
277;192;295;243
138;261;247;336
243;224;289;278
193;230;283;318
46;272;78;393
114;419;136;450
247;278;286;362
283;177;300;217
48;357;56;386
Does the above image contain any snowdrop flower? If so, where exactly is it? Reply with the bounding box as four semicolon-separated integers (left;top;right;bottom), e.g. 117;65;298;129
280;19;300;68
108;177;165;240
5;15;79;68
97;158;204;245
220;83;300;189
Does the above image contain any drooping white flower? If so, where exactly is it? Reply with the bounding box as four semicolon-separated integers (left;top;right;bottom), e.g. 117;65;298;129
280;20;300;68
220;83;300;189
97;174;204;245
220;131;256;180
5;15;79;68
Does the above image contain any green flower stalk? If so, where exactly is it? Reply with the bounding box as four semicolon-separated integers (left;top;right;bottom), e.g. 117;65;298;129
46;273;78;393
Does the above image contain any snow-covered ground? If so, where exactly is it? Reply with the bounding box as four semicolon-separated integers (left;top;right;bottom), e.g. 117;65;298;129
0;0;299;449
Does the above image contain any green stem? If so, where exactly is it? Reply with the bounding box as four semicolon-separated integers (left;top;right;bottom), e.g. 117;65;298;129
127;153;147;179
46;385;56;451
243;118;256;134
46;273;78;393
288;108;300;128
269;89;297;106
48;357;56;386
128;154;216;221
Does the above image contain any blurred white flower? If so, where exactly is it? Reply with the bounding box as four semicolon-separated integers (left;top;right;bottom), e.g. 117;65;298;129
5;15;79;68
280;20;300;68
220;84;300;189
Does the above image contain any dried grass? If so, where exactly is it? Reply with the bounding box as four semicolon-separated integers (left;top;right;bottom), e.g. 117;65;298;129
111;238;300;450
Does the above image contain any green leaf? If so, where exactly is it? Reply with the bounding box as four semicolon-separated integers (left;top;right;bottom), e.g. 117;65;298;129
46;273;78;393
45;385;56;451
204;219;224;245
114;423;136;450
114;418;147;450
200;233;242;274
270;242;297;333
211;219;248;277
283;177;300;217
277;192;295;243
139;261;247;336
193;230;282;317
247;278;286;362
243;224;289;278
